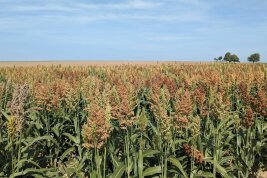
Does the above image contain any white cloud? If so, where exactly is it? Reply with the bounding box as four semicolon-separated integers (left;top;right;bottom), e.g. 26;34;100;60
127;0;161;9
0;0;161;12
74;2;158;10
176;0;201;5
146;35;196;41
0;0;209;32
5;4;76;12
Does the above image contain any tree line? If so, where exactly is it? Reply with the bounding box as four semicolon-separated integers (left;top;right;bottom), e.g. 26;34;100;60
214;52;261;62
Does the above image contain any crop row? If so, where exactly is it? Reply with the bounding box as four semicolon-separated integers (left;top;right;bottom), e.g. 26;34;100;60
0;63;266;177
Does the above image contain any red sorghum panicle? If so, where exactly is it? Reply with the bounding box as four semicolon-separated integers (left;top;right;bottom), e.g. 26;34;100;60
242;107;254;128
238;82;251;105
183;143;204;164
111;83;137;130
251;90;267;117
173;116;189;129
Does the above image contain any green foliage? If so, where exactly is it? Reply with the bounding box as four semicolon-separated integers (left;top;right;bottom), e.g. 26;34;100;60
224;52;240;62
231;54;240;62
214;56;223;62
224;52;232;62
248;53;260;63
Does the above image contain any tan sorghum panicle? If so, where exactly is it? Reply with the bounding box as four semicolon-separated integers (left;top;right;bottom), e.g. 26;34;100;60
194;84;208;117
110;83;137;130
6;84;29;136
35;82;53;111
82;101;113;150
109;86;121;118
63;82;80;111
150;87;172;142
194;87;206;108
7;115;17;138
82;76;101;102
174;89;193;116
191;116;201;137
209;91;230;120
137;108;149;132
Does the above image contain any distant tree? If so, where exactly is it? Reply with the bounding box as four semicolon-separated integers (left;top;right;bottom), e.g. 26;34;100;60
231;54;240;62
224;52;232;62
223;52;240;62
248;53;260;63
214;56;223;62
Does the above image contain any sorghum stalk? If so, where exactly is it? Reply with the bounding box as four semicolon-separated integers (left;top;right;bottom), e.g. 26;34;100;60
126;130;130;178
138;133;143;178
103;147;106;178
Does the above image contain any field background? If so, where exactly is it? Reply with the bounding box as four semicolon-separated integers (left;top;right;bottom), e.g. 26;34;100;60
0;62;266;178
0;61;207;67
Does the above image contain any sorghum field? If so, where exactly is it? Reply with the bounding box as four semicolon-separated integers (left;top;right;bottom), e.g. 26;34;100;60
0;63;267;178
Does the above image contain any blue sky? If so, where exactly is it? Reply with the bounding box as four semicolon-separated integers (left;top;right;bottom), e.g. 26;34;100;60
0;0;266;62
